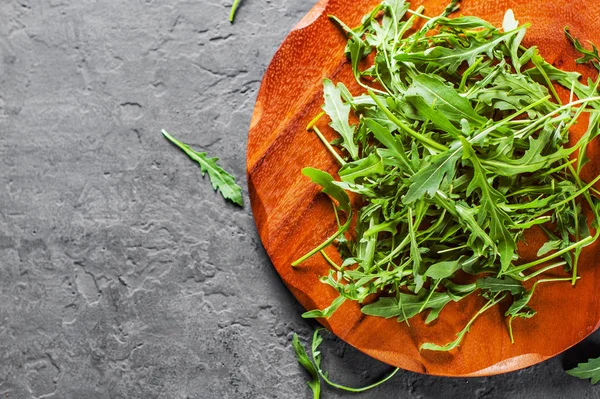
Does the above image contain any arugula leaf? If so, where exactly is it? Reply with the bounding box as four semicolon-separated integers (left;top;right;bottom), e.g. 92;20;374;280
361;291;455;323
421;293;506;351
404;142;462;203
461;138;516;271
302;168;350;213
395;28;525;74
406;74;485;125
339;152;385;183
476;276;524;295
323;79;359;160
565;27;600;71
567;357;600;384
303;295;347;319
537;240;562;257
424;259;463;280
162;130;243;206
292;328;401;397
292;334;321;399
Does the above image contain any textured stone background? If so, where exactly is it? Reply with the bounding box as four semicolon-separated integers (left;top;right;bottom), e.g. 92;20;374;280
1;0;600;398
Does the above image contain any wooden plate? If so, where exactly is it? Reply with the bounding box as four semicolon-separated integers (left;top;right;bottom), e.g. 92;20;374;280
247;0;600;376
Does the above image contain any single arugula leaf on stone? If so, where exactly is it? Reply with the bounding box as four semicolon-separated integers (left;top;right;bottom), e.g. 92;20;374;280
292;329;400;397
567;357;600;384
292;334;321;399
162;130;243;206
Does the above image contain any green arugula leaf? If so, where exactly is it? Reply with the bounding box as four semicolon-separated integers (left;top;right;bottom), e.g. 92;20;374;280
565;27;600;71
567;357;600;384
292;334;321;399
404;142;462;203
339;152;385;183
537;240;562;257
303;295;347;319
476;276;524;295
295;328;400;395
323;79;359;159
302;167;350;213
361;291;455;323
461;138;516;271
421;293;506;351
162;130;243;206
424;259;463;280
406;74;486;125
395;28;524;74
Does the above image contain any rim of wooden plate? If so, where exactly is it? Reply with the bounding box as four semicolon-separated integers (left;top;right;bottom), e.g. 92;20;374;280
247;0;600;376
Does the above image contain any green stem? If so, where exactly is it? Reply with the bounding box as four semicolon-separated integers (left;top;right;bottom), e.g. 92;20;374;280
531;172;600;218
306;111;326;131
229;0;241;22
509;277;575;343
313;126;346;166
321;367;400;393
521;261;567;281
292;212;353;267
459;57;484;92
532;56;563;105
311;330;400;393
514;96;600;139
506;236;594;275
320;250;341;271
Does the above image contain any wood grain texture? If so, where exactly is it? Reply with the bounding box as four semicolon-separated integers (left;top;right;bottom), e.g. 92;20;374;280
247;0;600;376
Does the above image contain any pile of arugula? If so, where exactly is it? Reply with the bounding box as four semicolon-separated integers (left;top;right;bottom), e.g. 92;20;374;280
293;0;600;355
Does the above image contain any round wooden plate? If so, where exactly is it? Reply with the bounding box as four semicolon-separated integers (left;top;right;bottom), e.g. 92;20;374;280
247;0;600;376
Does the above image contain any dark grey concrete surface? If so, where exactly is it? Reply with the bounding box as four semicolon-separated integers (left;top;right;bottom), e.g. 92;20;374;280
1;0;600;398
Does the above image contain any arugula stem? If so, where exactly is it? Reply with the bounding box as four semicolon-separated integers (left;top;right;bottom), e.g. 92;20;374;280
459;57;484;92
506;236;595;275
513;96;600;139
309;329;401;393
406;8;431;20
292;212;353;267
307;112;326;131
508;277;574;343
312;126;347;166
320;250;342;271
318;366;400;393
421;293;505;351
532;56;563;105
229;0;241;22
531;173;600;218
520;261;567;281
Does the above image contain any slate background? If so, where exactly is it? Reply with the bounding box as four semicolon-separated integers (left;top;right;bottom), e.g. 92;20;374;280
1;0;600;398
